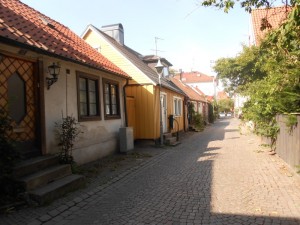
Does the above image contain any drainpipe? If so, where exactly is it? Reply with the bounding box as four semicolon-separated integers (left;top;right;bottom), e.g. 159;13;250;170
123;79;129;127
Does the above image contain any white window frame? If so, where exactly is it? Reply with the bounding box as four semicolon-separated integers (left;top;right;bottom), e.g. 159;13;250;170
173;97;182;117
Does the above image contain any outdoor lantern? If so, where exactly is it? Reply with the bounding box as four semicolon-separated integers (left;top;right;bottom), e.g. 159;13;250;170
155;58;164;75
155;58;164;145
46;62;60;89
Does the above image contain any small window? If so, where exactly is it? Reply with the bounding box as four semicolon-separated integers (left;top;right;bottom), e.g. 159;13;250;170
173;97;182;116
77;72;100;121
103;79;120;119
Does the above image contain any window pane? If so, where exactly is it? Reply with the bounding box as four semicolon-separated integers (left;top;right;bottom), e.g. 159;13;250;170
111;94;116;104
80;90;87;103
88;80;96;91
79;78;86;91
112;105;117;115
105;93;110;104
104;84;109;93
105;104;110;115
89;103;97;116
179;100;182;115
80;102;87;116
89;91;96;104
111;85;116;95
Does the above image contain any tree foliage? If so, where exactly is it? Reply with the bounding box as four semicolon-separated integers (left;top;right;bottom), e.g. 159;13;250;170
201;0;296;13
218;98;234;112
210;3;300;142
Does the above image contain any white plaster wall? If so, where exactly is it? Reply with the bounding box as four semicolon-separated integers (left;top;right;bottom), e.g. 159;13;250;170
43;57;126;165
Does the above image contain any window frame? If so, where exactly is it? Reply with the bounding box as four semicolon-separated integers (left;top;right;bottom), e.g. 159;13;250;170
173;97;182;117
76;71;101;122
102;78;121;120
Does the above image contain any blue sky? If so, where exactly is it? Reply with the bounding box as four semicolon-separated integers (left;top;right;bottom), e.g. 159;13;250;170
21;0;251;75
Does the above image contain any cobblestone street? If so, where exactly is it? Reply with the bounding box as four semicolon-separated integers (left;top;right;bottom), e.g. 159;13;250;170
1;118;300;225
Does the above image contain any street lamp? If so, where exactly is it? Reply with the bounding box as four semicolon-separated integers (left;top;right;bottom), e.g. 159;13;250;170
155;58;164;145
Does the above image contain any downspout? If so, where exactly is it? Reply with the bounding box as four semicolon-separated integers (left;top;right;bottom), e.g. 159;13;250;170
183;97;188;131
123;79;129;127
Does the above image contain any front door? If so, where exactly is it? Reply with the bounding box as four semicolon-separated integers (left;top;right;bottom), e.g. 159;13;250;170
0;55;39;157
126;96;136;139
160;92;167;133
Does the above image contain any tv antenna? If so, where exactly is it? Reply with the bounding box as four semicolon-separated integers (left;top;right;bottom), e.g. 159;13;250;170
151;37;164;56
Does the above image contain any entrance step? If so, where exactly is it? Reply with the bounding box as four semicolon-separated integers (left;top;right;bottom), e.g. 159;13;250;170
14;155;85;205
19;164;72;191
29;174;85;205
163;133;181;146
14;155;59;178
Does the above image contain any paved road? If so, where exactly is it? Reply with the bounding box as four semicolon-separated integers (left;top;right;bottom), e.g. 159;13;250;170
1;118;300;225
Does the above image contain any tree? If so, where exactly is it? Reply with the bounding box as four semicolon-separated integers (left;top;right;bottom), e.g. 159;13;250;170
214;45;267;93
210;3;300;143
201;0;295;13
217;98;234;113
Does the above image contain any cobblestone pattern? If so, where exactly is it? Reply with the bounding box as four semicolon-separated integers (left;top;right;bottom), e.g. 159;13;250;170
1;119;300;225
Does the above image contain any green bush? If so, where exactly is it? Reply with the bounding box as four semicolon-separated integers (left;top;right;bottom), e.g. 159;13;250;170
55;115;81;164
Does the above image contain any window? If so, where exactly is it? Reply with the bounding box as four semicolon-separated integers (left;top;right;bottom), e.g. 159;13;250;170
103;79;120;119
77;72;100;121
173;97;182;116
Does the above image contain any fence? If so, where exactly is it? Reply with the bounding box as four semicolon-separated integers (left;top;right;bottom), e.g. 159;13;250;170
275;114;300;172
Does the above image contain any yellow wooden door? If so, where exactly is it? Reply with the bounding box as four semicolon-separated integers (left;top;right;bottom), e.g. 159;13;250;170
126;96;136;139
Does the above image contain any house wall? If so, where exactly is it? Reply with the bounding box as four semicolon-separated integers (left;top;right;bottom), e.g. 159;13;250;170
0;43;127;165
83;30;153;85
42;57;127;165
125;84;156;139
158;86;185;135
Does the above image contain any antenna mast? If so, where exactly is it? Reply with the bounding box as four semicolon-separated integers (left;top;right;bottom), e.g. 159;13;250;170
155;37;164;56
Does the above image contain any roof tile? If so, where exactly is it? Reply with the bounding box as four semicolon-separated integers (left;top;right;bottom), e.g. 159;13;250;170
251;5;291;45
0;0;129;78
173;71;214;83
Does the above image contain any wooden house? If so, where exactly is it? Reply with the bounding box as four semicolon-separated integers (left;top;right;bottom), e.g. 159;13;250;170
81;24;186;142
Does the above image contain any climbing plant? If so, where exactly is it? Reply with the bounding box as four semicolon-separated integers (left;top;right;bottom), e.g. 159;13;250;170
211;4;300;144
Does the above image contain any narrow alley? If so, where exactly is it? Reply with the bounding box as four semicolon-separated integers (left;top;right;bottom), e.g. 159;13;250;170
1;118;300;225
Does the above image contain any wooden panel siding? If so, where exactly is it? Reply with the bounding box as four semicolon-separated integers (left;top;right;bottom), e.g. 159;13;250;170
84;31;152;84
158;86;185;134
276;114;300;172
126;85;156;139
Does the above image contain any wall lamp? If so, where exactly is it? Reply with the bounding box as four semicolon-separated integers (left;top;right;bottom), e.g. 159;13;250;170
46;62;60;89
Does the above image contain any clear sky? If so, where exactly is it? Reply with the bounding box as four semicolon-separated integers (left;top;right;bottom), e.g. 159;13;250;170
20;0;251;76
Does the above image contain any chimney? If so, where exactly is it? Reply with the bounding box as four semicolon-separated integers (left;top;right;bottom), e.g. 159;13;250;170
179;69;183;81
101;23;124;45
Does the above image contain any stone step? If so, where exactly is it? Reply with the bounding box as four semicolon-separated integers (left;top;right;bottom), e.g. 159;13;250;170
29;174;85;205
14;155;59;178
169;141;181;146
19;164;72;191
165;136;177;145
163;133;172;139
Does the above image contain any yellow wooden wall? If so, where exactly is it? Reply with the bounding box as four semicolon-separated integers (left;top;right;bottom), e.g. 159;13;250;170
83;30;153;85
126;85;157;139
163;87;184;133
126;85;185;140
154;86;185;138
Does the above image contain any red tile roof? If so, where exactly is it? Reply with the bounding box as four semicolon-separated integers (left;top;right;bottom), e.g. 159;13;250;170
217;91;229;100
251;5;291;45
170;77;206;102
173;71;214;83
0;0;129;78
